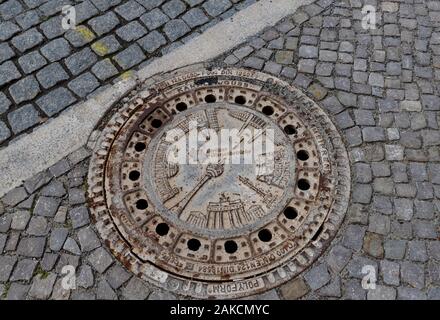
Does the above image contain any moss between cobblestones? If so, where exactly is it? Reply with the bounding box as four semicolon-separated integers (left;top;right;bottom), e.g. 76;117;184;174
30;196;37;213
34;265;50;280
63;215;73;230
1;282;11;299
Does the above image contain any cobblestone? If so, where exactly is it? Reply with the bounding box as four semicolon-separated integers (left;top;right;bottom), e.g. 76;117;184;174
0;93;11;114
140;8;169;30
182;8;208;27
36;88;76;117
77;227;101;252
115;1;146;21
381;260;400;286
11;28;43;53
113;44;146;70
163;19;190;41
2;187;27;207
7;104;40;134
106;265;132;289
398;287;427;300
63;238;81;255
49;228;68;252
88;247;114;273
11;210;30;231
16;237;45;258
0;255;17;282
8;76;40;104
279;277;310;300
343;279;366;300
18;51;47;74
40;39;71;63
15;10;40;30
29;273;57;300
367;285;396;300
363;232;384;258
116;21;147;42
203;0;231;17
91;59;118;81
163;0;186;18
5;283;28;300
65;48;98;76
41;180;66;198
69;206;90;229
65;26;97;48
88;11;120;36
36;63;69;89
27;216;49;236
68;73;100;98
401;261;425;289
304;263;331;290
34;197;61;217
91;35;121;56
10;259;37;281
97;279;117;300
138;31;167;53
77;265;94;289
121;277;150;300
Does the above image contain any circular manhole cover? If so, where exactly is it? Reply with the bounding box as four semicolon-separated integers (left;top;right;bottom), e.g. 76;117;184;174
87;66;351;299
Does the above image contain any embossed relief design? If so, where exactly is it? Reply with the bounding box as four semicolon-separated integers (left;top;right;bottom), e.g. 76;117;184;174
149;105;292;231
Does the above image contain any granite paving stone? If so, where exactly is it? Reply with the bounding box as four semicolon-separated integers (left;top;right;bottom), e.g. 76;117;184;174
18;51;47;74
36;63;69;89
67;72;100;97
113;44;146;70
7;103;40;134
36;88;77;117
16;237;46;258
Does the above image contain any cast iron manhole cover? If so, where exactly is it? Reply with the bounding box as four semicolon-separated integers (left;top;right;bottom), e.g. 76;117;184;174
87;66;351;299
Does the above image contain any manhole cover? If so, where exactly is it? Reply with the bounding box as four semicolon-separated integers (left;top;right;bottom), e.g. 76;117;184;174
87;66;351;299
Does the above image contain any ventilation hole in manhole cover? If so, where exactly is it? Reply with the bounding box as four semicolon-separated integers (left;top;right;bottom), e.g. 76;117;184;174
262;105;274;116
204;94;217;103
134;142;146;152
128;170;140;181
187;238;202;251
296;149;309;161
283;124;297;135
151;119;163;128
176;102;188;112
283;206;298;220
156;223;169;236
297;179;311;191
87;66;351;299
258;229;273;242
224;240;238;254
234;95;246;105
135;199;148;210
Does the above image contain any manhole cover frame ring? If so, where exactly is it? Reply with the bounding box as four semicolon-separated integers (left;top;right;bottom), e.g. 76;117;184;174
87;65;351;299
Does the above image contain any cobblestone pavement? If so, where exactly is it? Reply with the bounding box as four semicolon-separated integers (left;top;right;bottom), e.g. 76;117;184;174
0;0;440;300
0;0;257;147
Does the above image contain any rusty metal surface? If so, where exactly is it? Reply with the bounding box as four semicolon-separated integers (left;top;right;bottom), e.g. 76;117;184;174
87;66;351;299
